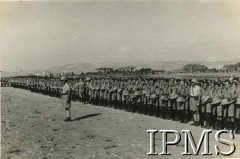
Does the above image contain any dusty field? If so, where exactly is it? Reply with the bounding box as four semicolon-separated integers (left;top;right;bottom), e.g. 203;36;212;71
1;87;240;159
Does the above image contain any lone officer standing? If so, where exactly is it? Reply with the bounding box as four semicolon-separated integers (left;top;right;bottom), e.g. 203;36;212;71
61;76;72;122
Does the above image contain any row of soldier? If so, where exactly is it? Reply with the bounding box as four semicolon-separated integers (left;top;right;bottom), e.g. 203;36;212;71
1;76;240;134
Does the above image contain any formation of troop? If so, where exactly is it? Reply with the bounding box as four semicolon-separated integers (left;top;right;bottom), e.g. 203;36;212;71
1;75;240;133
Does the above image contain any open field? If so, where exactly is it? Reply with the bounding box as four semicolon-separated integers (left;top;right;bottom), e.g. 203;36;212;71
1;87;240;159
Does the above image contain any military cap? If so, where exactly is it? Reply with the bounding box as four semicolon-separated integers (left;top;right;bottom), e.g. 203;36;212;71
191;78;198;83
203;82;210;86
60;76;68;81
164;78;169;82
176;78;181;82
232;79;238;84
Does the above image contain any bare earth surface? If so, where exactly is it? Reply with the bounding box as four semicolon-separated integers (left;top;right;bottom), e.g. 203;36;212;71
1;87;240;159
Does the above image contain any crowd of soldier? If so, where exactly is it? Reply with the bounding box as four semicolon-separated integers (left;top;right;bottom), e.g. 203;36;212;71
1;76;240;134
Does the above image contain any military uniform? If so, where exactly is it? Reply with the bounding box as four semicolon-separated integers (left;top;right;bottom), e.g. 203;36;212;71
100;81;106;106
234;85;240;133
122;84;129;111
176;82;186;122
75;79;86;103
62;82;72;109
200;84;212;128
3;75;240;132
189;79;201;126
211;83;222;129
60;76;72;122
165;83;172;119
169;84;178;120
221;84;236;130
160;82;170;119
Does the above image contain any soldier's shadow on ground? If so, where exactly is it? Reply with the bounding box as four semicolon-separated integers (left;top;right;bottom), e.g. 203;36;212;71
72;113;102;121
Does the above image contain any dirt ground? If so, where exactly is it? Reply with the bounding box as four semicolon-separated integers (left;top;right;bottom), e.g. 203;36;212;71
1;87;240;159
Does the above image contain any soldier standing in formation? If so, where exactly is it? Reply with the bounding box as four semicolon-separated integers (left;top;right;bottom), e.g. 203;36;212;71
1;75;240;133
74;78;86;103
188;79;201;126
234;83;240;133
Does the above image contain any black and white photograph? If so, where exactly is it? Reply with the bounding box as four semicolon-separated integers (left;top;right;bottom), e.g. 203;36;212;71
1;0;240;158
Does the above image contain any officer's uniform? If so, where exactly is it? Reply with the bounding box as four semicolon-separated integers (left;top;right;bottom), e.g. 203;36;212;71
62;82;71;109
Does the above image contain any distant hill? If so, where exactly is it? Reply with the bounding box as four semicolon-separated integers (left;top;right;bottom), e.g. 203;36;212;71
45;61;238;73
2;61;238;77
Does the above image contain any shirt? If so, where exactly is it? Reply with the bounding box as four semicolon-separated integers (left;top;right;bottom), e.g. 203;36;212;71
223;87;236;101
62;83;71;95
75;82;85;93
234;89;240;100
212;88;222;99
62;83;71;102
201;88;211;96
190;85;201;96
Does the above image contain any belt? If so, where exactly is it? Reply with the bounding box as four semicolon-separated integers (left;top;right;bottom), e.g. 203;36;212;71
190;96;199;98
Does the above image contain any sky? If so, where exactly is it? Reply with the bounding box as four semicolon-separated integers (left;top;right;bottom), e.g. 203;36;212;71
0;0;240;72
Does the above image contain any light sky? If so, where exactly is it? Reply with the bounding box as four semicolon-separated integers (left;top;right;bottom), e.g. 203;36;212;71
1;0;240;72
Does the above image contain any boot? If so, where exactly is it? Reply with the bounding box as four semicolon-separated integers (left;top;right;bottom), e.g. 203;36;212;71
188;111;193;123
230;121;235;131
154;105;158;117
223;117;228;130
123;101;127;110
150;105;154;116
175;110;180;121
157;106;161;117
159;107;163;118
183;111;189;123
166;108;171;120
211;115;216;129
147;104;150;116
235;119;240;134
140;102;144;114
162;107;166;119
205;113;212;129
180;110;184;123
133;103;137;113
214;118;222;130
172;109;176;121
200;114;206;127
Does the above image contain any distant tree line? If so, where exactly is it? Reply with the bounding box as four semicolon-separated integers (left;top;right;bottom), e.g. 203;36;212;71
223;63;240;72
57;62;240;77
183;64;208;73
81;66;166;76
182;62;240;73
